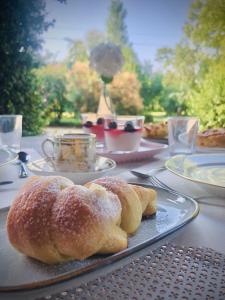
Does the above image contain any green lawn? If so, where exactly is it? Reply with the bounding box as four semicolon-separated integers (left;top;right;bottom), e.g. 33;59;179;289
49;111;168;128
49;117;82;127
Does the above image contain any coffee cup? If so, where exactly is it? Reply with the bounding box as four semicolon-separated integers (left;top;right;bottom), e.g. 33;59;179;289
41;133;96;172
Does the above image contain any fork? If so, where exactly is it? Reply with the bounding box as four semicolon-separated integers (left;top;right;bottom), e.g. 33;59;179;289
131;168;192;199
131;169;223;204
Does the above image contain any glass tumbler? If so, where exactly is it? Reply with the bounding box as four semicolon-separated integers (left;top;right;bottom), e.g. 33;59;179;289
0;115;22;152
168;116;199;155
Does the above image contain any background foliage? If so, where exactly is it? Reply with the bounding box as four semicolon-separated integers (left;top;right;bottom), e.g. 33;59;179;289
0;0;66;135
1;0;224;135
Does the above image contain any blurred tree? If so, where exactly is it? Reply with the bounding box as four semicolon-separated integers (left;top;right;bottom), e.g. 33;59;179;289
107;0;129;46
156;47;174;67
86;30;106;50
66;40;88;68
110;72;143;114
35;64;71;122
184;0;225;54
188;61;225;128
122;46;139;73
66;62;100;115
0;0;66;135
65;31;106;69
138;66;181;119
156;0;225;127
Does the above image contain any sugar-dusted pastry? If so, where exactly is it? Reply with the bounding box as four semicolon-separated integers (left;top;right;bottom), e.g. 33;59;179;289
86;177;157;234
7;176;127;264
7;175;157;264
143;121;168;139
197;128;225;148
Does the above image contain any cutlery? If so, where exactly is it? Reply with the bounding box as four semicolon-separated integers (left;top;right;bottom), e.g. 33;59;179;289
18;151;30;178
131;168;190;198
131;171;224;205
131;167;165;179
0;181;13;185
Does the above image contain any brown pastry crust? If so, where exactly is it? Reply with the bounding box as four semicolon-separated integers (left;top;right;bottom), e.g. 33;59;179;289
86;177;157;234
7;176;127;264
197;128;225;148
143;121;168;138
7;176;157;264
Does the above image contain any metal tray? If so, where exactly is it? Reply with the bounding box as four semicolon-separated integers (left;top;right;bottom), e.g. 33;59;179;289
0;184;199;291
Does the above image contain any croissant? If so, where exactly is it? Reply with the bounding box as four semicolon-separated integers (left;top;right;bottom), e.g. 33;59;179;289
85;177;157;234
7;176;156;264
7;176;127;264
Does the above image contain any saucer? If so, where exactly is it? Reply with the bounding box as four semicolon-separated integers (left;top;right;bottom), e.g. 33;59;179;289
27;156;116;184
97;140;168;163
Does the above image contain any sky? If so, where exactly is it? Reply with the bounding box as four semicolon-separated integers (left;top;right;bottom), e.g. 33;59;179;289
42;0;193;70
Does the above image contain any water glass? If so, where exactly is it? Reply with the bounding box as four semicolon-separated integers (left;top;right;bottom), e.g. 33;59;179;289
0;115;22;152
168;117;199;155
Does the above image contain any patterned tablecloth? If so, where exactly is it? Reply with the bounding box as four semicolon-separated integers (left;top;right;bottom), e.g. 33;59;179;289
37;243;225;300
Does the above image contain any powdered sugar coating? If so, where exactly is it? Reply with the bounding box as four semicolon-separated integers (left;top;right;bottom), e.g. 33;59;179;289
51;185;122;259
7;176;126;263
90;176;128;193
87;176;143;234
7;176;74;263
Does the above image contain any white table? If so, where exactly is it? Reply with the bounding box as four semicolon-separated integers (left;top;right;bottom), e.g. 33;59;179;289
1;136;225;299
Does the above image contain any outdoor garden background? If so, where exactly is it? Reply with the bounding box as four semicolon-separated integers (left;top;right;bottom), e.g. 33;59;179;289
0;0;224;136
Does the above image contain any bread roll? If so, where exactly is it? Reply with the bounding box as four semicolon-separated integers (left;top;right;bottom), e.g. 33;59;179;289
7;176;127;264
86;177;157;234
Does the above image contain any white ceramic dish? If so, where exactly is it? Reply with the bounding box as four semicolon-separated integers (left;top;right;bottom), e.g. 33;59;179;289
0;148;17;168
165;153;225;197
97;140;168;163
27;156;116;184
0;184;198;291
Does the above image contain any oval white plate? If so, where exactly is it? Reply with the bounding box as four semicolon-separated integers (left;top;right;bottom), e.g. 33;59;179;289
28;156;116;184
0;184;198;291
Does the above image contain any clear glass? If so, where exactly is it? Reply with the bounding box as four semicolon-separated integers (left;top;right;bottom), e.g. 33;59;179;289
168;116;199;155
81;113;105;144
0;115;22;152
97;82;115;116
104;115;145;151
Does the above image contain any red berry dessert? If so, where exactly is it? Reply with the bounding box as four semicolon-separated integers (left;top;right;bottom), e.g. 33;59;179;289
105;117;144;151
83;118;105;143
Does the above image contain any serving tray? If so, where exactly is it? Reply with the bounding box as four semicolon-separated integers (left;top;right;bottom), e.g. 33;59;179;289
0;184;199;291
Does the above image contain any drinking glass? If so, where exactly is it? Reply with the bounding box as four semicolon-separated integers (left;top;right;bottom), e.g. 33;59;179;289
0;115;22;152
168;117;199;155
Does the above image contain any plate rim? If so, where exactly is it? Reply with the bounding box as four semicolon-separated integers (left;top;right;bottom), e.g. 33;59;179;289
97;140;168;155
0;148;18;168
165;153;225;189
27;155;116;175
